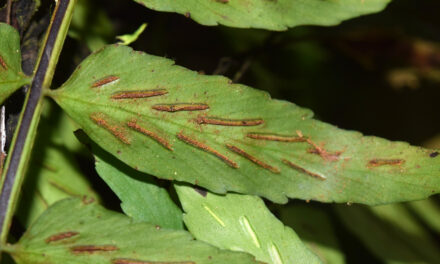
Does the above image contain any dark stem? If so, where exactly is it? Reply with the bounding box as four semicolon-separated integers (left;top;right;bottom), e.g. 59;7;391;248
5;0;12;24
0;0;71;241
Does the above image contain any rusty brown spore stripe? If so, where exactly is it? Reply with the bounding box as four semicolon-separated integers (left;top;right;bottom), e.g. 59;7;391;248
196;116;264;126
368;159;405;167
0;55;7;70
112;258;195;264
305;138;342;162
111;89;168;99
247;133;306;142
90;113;130;144
127;120;173;151
91;76;119;88
226;144;280;174
45;231;79;243
70;245;119;254
177;132;238;168
282;159;326;181
152;103;209;112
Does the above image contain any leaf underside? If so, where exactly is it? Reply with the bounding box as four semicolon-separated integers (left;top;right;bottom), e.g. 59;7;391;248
0;23;31;104
9;198;258;264
50;44;440;205
133;0;391;30
176;185;321;264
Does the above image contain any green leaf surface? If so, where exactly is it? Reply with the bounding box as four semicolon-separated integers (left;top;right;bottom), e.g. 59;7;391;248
0;23;31;104
279;204;345;264
133;0;391;30
335;203;440;263
17;102;99;227
93;138;184;229
175;185;321;264
49;44;440;205
7;198;258;264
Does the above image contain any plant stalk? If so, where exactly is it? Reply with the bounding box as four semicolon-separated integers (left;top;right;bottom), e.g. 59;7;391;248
0;0;76;244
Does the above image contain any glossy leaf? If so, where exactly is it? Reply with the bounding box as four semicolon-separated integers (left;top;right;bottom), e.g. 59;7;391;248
6;198;258;264
0;23;31;104
175;185;321;264
93;139;184;229
133;0;391;30
49;45;440;205
279;204;345;264
335;203;440;263
16;102;99;227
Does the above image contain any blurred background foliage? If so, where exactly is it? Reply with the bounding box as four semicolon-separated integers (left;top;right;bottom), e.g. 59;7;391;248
2;0;439;263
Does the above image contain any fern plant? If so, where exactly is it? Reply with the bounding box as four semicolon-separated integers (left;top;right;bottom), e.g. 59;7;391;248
0;0;439;263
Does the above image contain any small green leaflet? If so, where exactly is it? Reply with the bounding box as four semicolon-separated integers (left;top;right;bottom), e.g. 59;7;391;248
5;198;259;264
49;45;440;205
132;0;391;30
93;137;183;229
0;23;31;104
176;185;321;264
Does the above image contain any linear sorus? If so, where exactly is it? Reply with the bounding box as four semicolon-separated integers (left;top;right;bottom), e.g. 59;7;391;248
45;231;79;243
226;144;280;173
70;245;119;254
126;120;173;151
112;259;195;264
368;158;405;167
247;133;307;142
196;116;264;126
90;113;130;144
0;55;7;70
282;159;327;181
111;89;168;99
177;132;238;168
91;75;119;88
152;103;209;112
305;138;342;162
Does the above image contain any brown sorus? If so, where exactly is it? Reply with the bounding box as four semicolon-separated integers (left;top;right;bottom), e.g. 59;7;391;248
216;0;229;3
127;120;173;151
152;103;209;112
112;259;195;264
368;159;405;167
196;116;264;126
282;159;327;181
90;113;130;144
45;231;79;243
177;132;238;168
247;133;306;142
306;139;341;162
70;245;119;254
111;89;168;99
0;55;7;70
91;76;119;88
226;144;280;174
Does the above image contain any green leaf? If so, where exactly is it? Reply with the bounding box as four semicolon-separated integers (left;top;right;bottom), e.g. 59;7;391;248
0;23;31;104
335;203;440;263
175;185;321;264
49;44;440;205
6;198;258;264
132;0;391;30
16;101;99;227
279;204;345;264
93;138;184;229
116;23;147;46
407;198;440;234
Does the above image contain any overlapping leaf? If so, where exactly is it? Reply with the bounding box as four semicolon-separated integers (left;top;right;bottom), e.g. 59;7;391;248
176;185;321;264
0;23;31;104
6;198;258;264
49;45;440;204
335;203;440;263
133;0;391;30
94;141;183;229
279;204;345;263
16;102;99;227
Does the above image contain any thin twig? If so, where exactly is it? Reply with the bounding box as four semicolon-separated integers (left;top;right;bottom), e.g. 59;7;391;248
6;0;12;25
